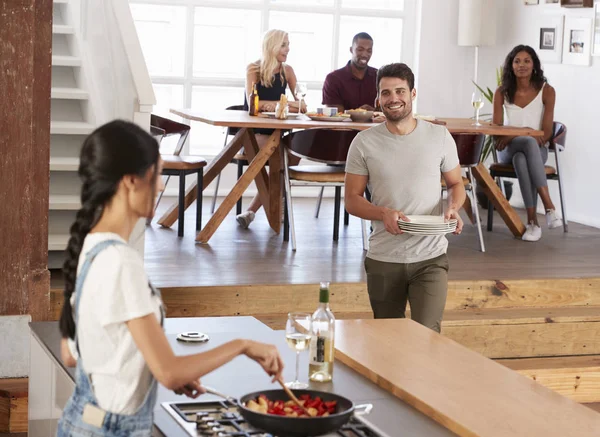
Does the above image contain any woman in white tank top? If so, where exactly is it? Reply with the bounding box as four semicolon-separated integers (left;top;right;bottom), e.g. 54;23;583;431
492;45;562;242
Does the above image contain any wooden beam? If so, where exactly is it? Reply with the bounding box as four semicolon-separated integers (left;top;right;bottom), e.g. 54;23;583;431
472;163;525;237
497;356;600;403
242;130;271;220
196;131;281;243
157;129;247;228
50;278;600;321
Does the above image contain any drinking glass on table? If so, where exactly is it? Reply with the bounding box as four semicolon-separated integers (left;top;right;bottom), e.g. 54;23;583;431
471;89;484;126
285;312;312;389
295;82;308;114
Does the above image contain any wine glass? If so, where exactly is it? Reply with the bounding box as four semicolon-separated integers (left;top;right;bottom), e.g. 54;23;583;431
285;312;312;389
295;82;308;114
471;89;484;126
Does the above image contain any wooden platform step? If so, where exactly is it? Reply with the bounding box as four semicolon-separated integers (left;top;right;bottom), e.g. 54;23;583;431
0;379;27;433
497;355;600;403
442;306;600;359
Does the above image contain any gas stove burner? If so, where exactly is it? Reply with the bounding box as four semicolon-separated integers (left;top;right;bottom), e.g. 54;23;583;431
161;400;388;437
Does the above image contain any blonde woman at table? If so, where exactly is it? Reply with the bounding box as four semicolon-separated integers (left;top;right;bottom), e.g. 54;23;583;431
237;28;306;229
492;45;562;242
57;120;284;436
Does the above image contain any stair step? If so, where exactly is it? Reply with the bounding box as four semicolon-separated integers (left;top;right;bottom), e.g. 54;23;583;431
497;355;600;403
440;306;600;359
52;55;81;67
442;306;600;326
52;24;74;34
51;87;89;100
51;121;94;135
49;157;80;171
48;234;70;251
49;194;80;210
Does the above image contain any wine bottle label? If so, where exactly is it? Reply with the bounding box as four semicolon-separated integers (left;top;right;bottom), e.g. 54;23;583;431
310;336;326;364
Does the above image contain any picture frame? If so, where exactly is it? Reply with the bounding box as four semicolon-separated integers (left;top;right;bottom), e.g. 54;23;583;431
525;0;539;4
562;16;593;65
560;0;593;7
538;15;564;64
542;0;561;7
593;3;600;56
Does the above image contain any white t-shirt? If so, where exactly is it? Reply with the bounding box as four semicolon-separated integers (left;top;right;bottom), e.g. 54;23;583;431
68;232;162;414
345;120;460;263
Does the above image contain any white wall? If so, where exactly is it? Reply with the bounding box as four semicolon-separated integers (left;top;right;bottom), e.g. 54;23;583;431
80;0;138;125
418;0;599;228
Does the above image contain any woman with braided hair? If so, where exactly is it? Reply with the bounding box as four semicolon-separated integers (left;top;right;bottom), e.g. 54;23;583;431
57;120;283;436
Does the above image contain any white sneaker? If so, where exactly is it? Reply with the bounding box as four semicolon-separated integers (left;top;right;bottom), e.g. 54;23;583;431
545;209;563;229
236;211;255;229
522;222;542;242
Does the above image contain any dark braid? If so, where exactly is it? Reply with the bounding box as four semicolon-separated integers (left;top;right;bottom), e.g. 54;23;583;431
59;120;160;339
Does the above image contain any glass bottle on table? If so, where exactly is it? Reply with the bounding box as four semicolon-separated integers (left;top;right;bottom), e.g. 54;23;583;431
285;312;312;389
309;282;335;382
249;83;259;116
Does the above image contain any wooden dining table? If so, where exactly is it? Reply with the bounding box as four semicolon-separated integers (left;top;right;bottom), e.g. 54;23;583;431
158;110;543;243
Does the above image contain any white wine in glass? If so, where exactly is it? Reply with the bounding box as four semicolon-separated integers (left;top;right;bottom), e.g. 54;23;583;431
471;90;484;126
295;82;308;114
285;312;312;389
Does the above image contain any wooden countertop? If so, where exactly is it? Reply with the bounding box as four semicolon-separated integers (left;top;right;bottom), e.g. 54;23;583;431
334;319;600;437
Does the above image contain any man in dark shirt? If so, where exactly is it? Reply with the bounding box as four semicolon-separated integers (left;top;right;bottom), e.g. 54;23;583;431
322;32;378;113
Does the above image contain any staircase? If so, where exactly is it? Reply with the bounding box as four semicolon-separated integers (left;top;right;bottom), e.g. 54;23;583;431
48;0;155;267
48;0;94;268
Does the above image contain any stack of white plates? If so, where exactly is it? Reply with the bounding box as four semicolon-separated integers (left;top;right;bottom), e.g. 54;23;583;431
397;215;457;236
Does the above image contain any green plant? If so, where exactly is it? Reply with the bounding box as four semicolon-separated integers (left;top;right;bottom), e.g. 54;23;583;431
473;67;502;163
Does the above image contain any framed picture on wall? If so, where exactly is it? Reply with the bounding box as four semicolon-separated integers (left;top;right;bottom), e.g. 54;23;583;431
538;15;565;63
593;3;600;56
562;16;592;65
525;0;539;4
542;0;560;7
560;0;593;7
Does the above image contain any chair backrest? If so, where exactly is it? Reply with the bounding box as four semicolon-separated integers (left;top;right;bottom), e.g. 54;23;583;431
283;129;359;165
451;133;485;167
226;105;246;137
550;121;566;152
150;114;190;156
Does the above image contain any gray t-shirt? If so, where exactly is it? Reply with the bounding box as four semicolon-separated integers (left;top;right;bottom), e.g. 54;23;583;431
345;119;460;264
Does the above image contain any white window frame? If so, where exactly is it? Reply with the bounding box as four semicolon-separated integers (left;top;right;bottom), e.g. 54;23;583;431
131;0;421;155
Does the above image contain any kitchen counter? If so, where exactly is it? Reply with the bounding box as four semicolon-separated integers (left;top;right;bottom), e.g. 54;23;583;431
29;317;453;437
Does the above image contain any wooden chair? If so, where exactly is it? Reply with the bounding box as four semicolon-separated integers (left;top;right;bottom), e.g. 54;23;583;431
161;155;207;237
150;114;190;213
442;133;486;252
487;122;568;232
282;129;367;251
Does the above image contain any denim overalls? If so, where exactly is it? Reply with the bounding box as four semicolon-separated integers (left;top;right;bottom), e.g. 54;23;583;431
57;240;164;436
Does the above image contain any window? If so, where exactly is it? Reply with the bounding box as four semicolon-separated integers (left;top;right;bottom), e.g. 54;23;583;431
131;0;418;155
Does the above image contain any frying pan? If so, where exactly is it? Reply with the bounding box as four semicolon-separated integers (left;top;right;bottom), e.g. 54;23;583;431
205;387;372;437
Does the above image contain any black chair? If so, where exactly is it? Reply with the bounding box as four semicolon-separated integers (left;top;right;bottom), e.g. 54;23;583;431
441;133;485;252
282;129;367;251
487;122;568;232
150;115;192;217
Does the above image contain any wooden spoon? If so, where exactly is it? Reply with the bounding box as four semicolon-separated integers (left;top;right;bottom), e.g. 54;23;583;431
277;378;311;416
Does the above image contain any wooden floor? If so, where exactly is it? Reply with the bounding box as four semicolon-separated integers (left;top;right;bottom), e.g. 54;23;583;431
142;196;600;288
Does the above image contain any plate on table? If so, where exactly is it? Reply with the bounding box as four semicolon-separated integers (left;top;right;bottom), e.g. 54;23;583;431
306;113;349;122
261;112;301;119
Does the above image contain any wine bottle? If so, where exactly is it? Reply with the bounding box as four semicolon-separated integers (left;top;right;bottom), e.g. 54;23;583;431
308;282;335;382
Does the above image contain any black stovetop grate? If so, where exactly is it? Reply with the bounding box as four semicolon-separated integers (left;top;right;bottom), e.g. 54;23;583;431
168;400;381;437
